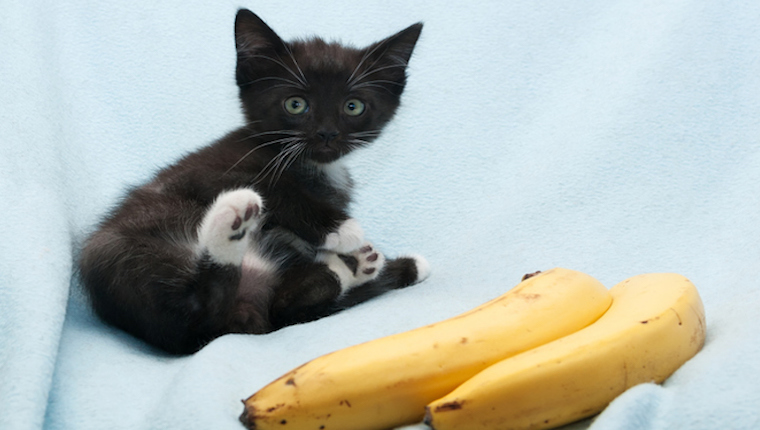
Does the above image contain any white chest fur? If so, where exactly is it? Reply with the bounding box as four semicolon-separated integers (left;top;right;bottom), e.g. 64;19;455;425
319;160;352;192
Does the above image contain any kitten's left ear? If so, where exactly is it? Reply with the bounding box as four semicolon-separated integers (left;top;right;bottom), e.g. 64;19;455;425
377;22;423;66
352;23;423;94
235;9;292;87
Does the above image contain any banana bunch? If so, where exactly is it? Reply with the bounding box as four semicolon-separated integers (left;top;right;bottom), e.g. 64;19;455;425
240;268;611;430
240;269;706;430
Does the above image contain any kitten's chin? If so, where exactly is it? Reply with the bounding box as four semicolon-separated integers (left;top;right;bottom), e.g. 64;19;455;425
309;147;342;164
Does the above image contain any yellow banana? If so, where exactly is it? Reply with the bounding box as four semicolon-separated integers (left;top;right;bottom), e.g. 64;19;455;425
425;273;706;430
240;268;612;430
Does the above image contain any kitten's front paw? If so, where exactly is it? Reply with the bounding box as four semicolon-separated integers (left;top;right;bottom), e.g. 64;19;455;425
322;218;364;254
198;188;263;265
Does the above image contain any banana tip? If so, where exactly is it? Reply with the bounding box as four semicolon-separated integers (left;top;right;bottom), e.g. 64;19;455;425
423;406;435;429
239;404;255;430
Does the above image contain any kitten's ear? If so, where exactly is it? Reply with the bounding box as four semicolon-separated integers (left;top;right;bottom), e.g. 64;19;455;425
376;22;423;66
235;9;288;86
353;23;423;94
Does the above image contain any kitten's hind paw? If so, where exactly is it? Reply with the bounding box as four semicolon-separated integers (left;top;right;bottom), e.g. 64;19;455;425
198;188;263;265
330;252;430;310
351;243;386;286
318;242;386;293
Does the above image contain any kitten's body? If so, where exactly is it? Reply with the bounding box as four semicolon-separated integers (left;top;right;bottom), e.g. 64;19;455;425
78;10;428;354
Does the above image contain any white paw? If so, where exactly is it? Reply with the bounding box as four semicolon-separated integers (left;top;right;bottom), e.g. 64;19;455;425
198;188;263;265
351;243;386;286
317;243;385;293
322;218;364;254
407;254;431;283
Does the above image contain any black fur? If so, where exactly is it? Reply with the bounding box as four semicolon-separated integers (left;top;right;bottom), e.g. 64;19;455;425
78;10;424;354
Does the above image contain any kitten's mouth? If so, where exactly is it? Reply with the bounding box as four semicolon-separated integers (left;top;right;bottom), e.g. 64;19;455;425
309;145;341;163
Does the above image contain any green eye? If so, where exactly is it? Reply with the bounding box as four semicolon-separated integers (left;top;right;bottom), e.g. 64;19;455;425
344;99;365;116
284;97;308;115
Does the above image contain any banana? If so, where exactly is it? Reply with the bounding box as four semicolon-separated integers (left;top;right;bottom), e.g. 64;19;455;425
240;268;612;430
424;273;706;430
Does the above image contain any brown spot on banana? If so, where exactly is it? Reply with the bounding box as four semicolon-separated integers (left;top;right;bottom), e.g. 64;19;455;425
670;307;683;325
434;401;464;412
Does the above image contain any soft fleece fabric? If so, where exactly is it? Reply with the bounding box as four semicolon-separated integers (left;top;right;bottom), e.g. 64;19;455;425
1;1;759;429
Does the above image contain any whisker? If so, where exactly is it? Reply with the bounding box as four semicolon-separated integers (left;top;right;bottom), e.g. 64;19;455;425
261;83;309;92
271;142;299;176
347;42;386;86
239;54;307;88
272;141;306;186
349;130;382;138
243;119;263;128
240;76;304;88
349;83;397;95
283;44;308;87
349;64;407;88
347;45;392;88
236;130;303;144
354;79;405;87
224;138;293;177
387;54;410;67
252;149;290;185
252;139;304;187
348;138;373;147
224;135;302;175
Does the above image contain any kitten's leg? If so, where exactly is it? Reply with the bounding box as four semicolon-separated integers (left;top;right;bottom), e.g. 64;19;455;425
268;262;344;329
316;243;386;293
335;253;431;309
269;243;429;330
197;188;280;334
197;188;263;265
268;242;381;330
80;187;270;354
321;218;365;254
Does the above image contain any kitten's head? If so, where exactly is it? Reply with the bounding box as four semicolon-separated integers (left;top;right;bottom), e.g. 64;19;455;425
234;9;422;164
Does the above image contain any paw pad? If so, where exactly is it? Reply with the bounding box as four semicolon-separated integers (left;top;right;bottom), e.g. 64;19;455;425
352;243;385;283
198;188;264;265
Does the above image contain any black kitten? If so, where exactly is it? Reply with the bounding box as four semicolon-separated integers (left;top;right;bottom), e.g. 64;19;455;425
78;9;429;355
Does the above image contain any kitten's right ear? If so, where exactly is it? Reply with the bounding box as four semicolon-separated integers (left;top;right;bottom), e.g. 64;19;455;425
235;9;287;86
235;9;284;53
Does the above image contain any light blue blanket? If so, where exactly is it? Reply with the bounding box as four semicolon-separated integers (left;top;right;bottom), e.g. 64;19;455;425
2;1;759;429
